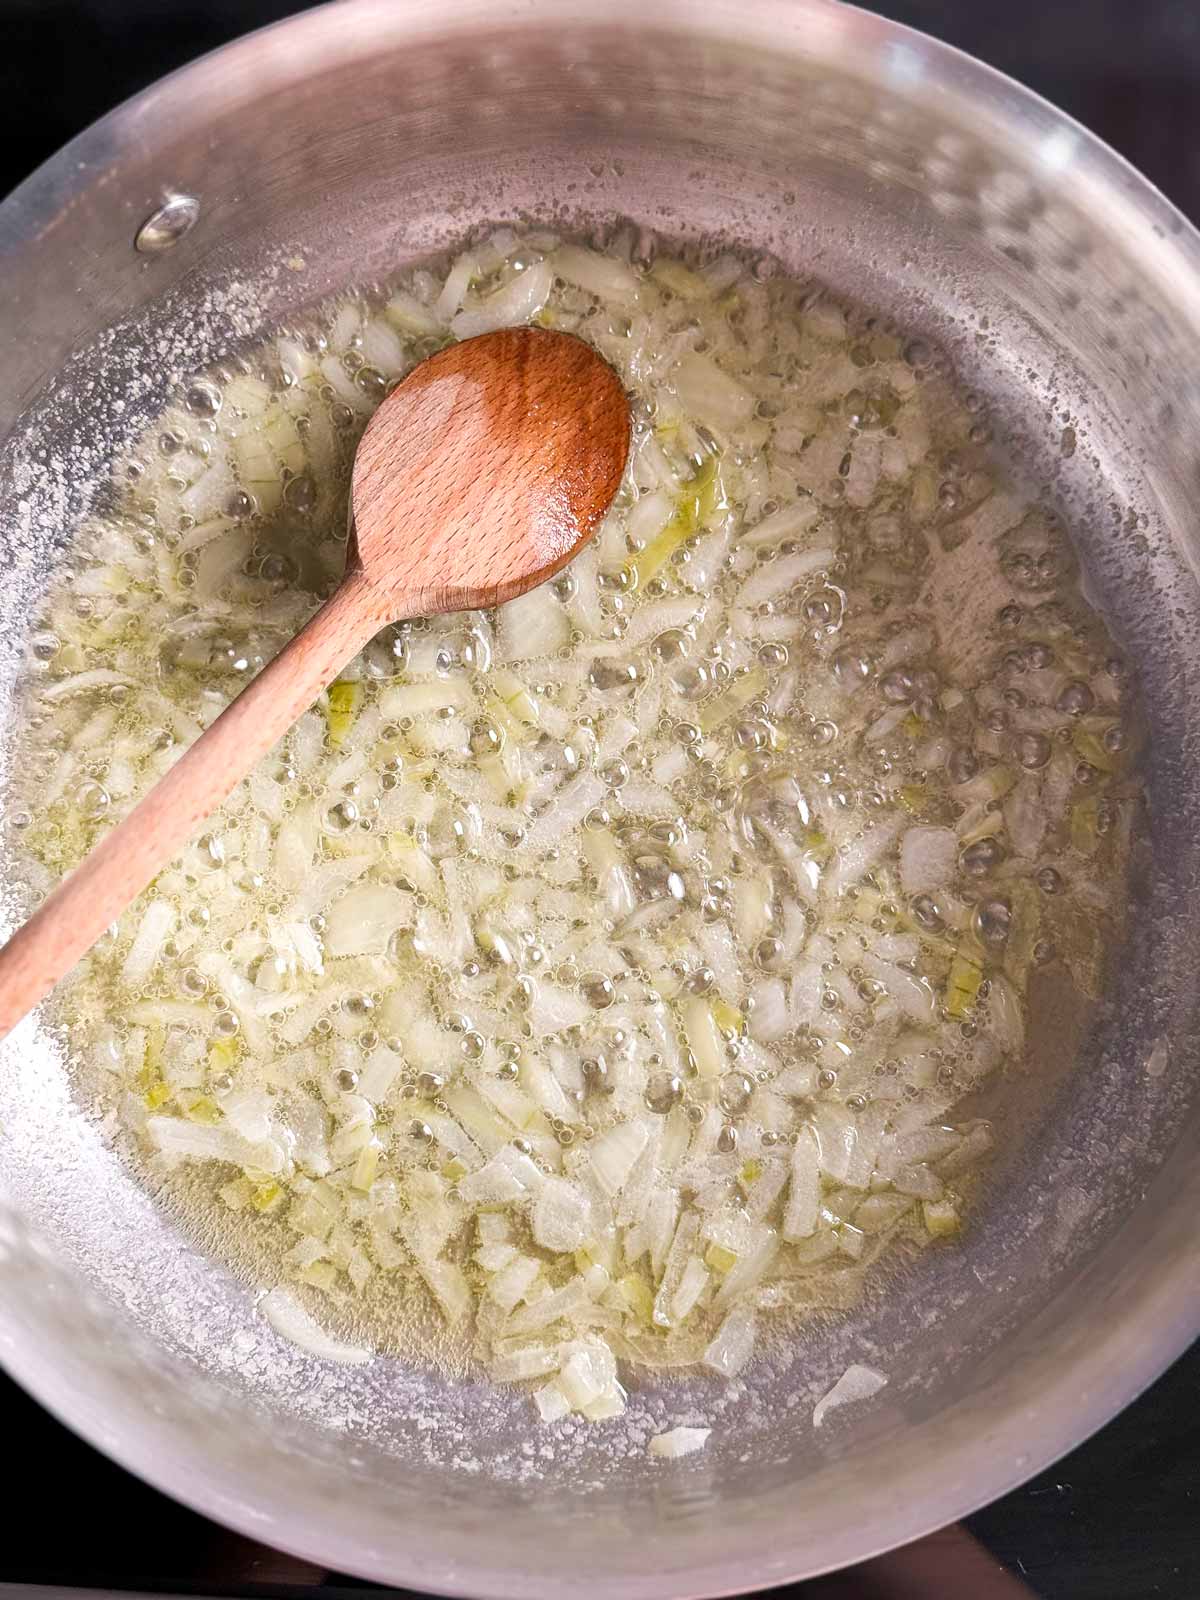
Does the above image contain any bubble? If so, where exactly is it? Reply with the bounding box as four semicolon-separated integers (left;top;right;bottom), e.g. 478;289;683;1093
196;831;225;867
582;1056;610;1094
225;489;255;519
75;780;110;819
938;482;961;512
734;719;770;751
946;746;979;784
1016;732;1052;769
600;758;630;789
961;837;1003;875
356;366;387;398
1036;866;1064;894
185;378;222;417
581;973;616;1009
324;798;359;833
30;630;59;663
645;1071;684;1113
283;474;317;514
470;717;505;757
416;1071;445;1096
1056;679;1095;716
716;1124;739;1153
803;587;843;628
214;1011;240;1038
259;552;298;584
975;898;1012;945
425;806;472;858
671;661;710;700
335;1067;360;1091
631;852;685;903
588;660;639;692
758;642;788;668
718;1071;754;1115
650;629;690;662
879;668;914;704
911;893;944;930
832;647;870;688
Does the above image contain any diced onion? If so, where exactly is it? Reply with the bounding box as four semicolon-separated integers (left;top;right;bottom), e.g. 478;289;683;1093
812;1363;888;1428
649;1425;711;1459
260;1287;373;1365
24;224;1126;1429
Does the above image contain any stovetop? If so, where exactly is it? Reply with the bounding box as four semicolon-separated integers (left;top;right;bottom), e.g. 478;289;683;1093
1;2;1197;1595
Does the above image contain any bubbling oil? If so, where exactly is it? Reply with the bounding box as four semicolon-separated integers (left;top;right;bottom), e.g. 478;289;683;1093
14;226;1137;1410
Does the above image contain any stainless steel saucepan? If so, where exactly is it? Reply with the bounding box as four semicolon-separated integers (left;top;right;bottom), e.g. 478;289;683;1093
1;2;1197;1593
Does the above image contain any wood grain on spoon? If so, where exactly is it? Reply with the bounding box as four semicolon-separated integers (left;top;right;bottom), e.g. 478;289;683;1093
0;327;630;1040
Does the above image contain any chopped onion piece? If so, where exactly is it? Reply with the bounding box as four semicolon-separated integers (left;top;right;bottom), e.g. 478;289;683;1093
323;883;409;958
590;1120;650;1196
456;1154;531;1207
737;548;837;608
551;244;641;301
260;1288;373;1365
535;1380;572;1423
783;1128;821;1240
122;899;176;985
452;258;554;339
532;1177;593;1253
649;1425;711;1459
489;1254;541;1313
704;1304;757;1377
671;352;755;436
812;1363;888;1428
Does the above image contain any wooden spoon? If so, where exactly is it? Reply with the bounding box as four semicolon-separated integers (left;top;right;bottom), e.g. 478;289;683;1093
0;327;630;1039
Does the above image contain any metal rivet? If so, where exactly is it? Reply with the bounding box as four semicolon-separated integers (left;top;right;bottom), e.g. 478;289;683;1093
135;194;200;254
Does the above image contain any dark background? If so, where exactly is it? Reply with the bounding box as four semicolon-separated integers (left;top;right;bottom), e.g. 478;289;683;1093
1;2;1197;1597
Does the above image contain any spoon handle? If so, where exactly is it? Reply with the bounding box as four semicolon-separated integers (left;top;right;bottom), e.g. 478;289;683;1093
0;568;383;1042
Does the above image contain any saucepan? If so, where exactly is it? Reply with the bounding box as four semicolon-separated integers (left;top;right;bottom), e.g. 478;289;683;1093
0;1;1197;1592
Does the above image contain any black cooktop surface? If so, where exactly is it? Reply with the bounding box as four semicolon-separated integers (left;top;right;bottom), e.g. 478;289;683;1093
1;2;1196;1596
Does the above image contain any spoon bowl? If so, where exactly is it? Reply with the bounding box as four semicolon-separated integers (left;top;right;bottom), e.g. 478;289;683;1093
352;326;630;617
